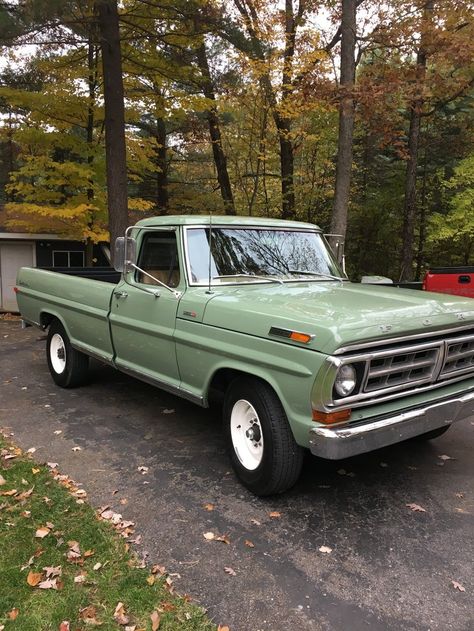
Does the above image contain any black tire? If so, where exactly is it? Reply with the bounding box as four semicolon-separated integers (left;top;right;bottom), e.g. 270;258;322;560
46;320;89;388
223;377;304;496
415;425;451;441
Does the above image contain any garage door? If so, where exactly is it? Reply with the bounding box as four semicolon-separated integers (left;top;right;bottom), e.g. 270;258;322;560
0;242;35;312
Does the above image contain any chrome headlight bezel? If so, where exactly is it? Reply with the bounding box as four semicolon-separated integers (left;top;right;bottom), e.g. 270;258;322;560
334;363;357;397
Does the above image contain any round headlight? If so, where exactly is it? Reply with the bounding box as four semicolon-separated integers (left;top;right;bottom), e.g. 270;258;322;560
334;364;357;397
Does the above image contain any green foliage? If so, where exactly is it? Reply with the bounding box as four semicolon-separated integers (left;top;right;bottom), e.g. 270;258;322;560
426;156;474;265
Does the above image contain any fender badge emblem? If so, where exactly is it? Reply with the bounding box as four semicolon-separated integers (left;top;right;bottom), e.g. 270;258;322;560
379;324;392;332
423;319;432;326
457;313;465;321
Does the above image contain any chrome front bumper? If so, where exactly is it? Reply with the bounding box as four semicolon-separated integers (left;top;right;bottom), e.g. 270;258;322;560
309;390;474;460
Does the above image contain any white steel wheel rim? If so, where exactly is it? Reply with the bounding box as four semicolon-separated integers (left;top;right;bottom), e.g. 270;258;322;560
50;333;66;374
230;399;264;471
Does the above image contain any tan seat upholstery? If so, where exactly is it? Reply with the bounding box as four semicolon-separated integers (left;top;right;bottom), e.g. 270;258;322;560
139;269;180;288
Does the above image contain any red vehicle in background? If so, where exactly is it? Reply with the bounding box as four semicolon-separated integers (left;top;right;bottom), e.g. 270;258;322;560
423;267;474;299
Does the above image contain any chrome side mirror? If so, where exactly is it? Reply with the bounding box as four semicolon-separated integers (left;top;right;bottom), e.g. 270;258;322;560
324;233;346;275
114;237;137;273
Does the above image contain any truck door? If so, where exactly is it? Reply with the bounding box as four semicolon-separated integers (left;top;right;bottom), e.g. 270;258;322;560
109;229;182;388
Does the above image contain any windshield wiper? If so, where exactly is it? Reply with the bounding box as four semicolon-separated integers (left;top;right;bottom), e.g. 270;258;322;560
212;274;284;285
288;269;344;281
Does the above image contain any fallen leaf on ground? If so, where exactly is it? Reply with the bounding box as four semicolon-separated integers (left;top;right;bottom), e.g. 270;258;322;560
38;578;58;590
35;526;50;538
44;566;61;578
203;531;215;540
27;571;43;587
0;474;5;485
125;626;136;631
79;605;100;625
217;626;230;631
8;609;19;620
0;489;17;496
32;468;40;474
163;409;174;414
71;446;81;452
244;540;255;548
54;430;62;435
16;487;34;501
215;534;230;544
93;562;102;571
150;611;160;631
406;503;426;513
319;545;332;554
83;550;95;558
151;564;166;575
47;462;58;469
21;555;35;571
250;518;261;526
203;503;214;511
455;492;464;499
114;602;130;625
74;573;86;583
451;580;466;592
438;454;454;461
26;447;36;454
59;623;70;631
224;566;236;576
137;466;149;474
268;511;281;518
146;575;155;585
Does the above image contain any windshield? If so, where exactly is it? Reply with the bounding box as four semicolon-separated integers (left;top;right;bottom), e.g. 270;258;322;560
186;227;344;285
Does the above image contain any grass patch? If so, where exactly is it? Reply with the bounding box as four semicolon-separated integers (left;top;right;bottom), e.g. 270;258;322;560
0;437;216;631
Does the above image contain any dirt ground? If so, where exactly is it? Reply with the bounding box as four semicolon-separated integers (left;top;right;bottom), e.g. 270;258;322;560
1;320;473;631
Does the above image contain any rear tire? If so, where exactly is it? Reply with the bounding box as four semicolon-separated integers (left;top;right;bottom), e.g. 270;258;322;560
415;425;451;441
223;377;304;496
46;320;89;388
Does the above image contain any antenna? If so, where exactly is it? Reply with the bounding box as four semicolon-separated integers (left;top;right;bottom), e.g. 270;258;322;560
207;213;213;294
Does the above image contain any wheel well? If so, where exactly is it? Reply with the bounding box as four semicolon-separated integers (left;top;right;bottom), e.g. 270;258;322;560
40;312;58;330
207;368;273;405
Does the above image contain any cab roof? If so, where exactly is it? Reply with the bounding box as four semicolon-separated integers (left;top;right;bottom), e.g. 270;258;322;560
135;215;321;231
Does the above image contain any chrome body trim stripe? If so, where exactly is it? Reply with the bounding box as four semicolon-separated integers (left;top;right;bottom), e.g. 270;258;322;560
117;365;204;407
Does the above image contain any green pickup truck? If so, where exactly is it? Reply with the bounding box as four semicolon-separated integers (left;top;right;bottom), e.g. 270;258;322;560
16;215;474;495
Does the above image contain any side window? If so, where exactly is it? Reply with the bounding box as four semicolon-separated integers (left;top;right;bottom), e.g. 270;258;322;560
135;231;181;288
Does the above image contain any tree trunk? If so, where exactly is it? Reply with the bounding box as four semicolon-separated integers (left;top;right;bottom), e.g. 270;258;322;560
195;41;235;215
85;38;97;268
400;1;433;281
277;117;295;219
330;0;357;243
155;114;168;215
96;0;128;260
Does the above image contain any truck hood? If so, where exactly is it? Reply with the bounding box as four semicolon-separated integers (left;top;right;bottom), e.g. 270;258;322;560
202;282;474;354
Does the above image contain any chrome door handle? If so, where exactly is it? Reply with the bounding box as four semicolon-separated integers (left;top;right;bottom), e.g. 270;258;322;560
114;291;128;299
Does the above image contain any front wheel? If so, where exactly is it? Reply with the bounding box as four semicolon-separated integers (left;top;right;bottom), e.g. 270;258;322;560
46;320;89;388
223;377;304;496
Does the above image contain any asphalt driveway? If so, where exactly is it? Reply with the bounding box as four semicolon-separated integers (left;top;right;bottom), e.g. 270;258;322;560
1;319;473;631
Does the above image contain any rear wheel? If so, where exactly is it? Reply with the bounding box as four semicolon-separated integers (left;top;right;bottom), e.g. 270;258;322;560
223;377;304;496
46;320;89;388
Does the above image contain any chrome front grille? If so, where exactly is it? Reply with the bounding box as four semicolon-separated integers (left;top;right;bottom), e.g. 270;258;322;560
365;348;440;393
440;337;474;378
326;330;474;410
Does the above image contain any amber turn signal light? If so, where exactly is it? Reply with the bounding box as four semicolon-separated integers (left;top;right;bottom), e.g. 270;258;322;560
289;331;312;344
312;409;351;424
